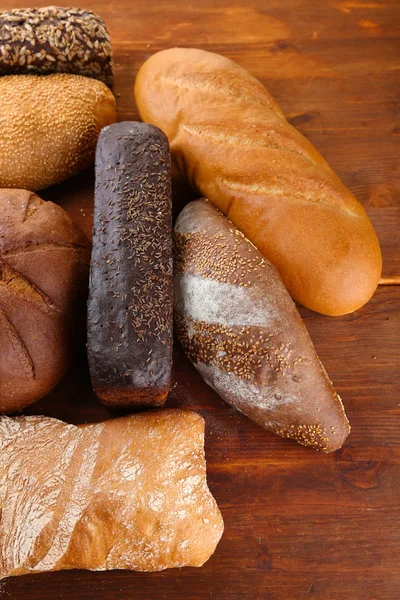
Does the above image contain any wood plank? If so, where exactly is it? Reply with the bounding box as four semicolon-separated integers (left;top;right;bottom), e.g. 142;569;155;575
6;286;396;600
1;0;399;598
40;182;400;280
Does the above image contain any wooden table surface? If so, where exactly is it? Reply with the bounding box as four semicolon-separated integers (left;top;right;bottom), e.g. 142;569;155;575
1;0;400;598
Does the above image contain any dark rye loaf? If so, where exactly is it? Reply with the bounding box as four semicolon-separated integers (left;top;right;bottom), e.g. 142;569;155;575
87;122;173;408
174;200;350;452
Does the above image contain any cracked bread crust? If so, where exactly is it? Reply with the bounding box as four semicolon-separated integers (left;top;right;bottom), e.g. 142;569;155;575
0;189;91;413
0;409;223;577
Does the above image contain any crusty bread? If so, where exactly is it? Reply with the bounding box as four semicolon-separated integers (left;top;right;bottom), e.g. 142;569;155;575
0;7;113;84
135;47;382;316
0;189;91;413
174;200;350;452
88;122;173;408
0;74;116;191
0;409;224;577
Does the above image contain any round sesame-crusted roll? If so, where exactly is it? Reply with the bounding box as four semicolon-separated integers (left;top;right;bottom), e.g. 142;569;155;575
0;73;116;190
174;199;350;452
0;6;113;85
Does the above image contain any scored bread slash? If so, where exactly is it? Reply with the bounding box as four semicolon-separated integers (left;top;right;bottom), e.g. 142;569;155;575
0;189;91;414
0;6;113;85
87;122;173;408
135;47;382;316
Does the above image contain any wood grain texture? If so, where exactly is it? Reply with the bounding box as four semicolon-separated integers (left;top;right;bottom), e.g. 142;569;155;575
1;0;399;598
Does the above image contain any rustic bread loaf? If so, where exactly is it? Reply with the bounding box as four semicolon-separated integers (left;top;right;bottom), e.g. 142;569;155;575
0;189;90;414
0;74;116;191
0;409;224;577
174;200;350;452
135;47;382;316
88;122;173;408
0;7;113;84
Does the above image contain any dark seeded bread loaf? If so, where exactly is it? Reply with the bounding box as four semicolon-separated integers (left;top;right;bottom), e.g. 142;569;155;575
174;199;350;452
87;122;173;408
0;189;90;414
0;6;113;84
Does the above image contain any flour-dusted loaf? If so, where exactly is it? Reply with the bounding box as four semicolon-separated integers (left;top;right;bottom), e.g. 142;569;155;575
0;189;90;414
0;409;224;578
88;122;173;408
174;200;350;452
0;7;113;84
135;47;382;316
0;74;116;190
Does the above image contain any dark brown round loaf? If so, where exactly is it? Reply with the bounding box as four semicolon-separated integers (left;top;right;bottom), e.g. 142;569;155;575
0;189;91;413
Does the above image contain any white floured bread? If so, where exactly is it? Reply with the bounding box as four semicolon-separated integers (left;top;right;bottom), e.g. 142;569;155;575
174;199;350;452
0;409;223;578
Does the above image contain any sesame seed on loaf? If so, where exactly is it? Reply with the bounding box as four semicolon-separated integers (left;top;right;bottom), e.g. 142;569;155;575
174;200;350;452
0;6;113;84
0;74;116;190
135;47;382;316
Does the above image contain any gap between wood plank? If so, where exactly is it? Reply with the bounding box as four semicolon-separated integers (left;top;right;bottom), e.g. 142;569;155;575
379;277;400;285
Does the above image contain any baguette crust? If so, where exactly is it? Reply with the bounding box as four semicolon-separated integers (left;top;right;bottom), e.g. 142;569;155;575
0;409;223;578
174;200;350;452
135;47;382;316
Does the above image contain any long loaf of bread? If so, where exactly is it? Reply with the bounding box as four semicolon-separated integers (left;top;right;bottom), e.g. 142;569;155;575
135;47;382;316
174;200;350;452
87;122;173;408
0;409;223;578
